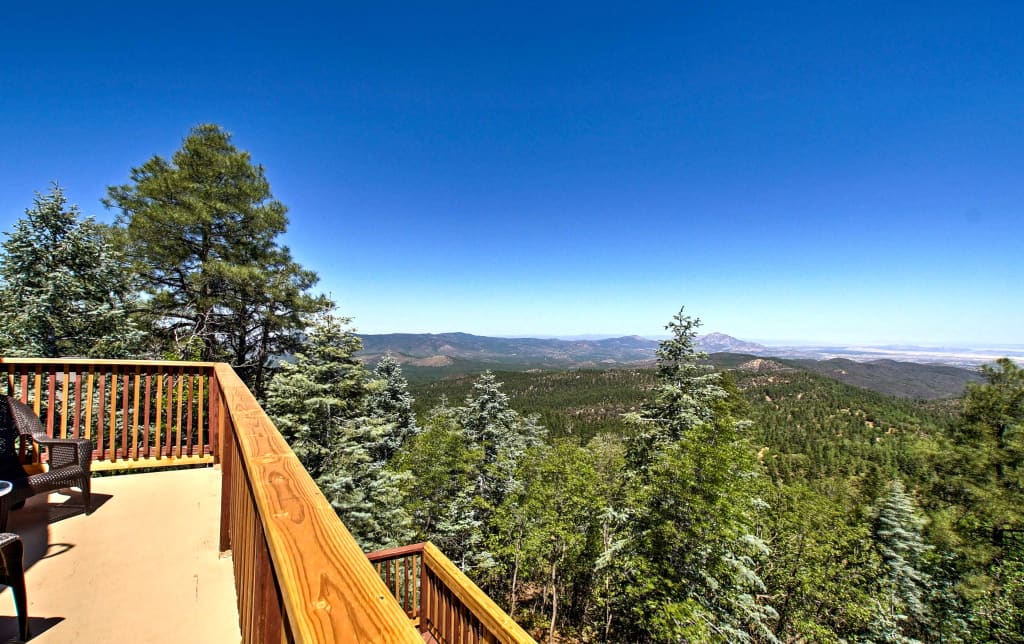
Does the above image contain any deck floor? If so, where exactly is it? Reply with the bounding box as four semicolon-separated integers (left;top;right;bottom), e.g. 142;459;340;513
0;467;240;643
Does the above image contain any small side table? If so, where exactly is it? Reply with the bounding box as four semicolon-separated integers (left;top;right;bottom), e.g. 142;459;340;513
0;481;12;532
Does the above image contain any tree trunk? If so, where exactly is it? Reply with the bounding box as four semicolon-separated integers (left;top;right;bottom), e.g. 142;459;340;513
509;530;522;618
548;558;559;644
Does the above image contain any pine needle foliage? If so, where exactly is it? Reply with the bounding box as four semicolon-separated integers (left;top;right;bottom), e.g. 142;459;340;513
621;307;776;643
265;310;413;550
870;479;933;642
105;124;328;395
0;184;141;358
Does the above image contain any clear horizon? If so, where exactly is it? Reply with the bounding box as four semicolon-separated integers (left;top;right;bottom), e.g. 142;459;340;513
2;3;1021;346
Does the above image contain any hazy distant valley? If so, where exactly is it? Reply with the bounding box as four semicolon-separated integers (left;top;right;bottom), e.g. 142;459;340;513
356;331;1013;399
358;330;1020;369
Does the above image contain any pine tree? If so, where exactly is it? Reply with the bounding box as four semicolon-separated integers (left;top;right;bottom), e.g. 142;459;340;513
395;403;485;567
937;357;1024;622
105;124;328;395
265;311;365;478
399;372;545;572
0;184;141;357
870;479;932;643
265;310;412;550
620;307;776;643
459;371;545;518
367;353;419;463
957;358;1024;550
625;308;728;472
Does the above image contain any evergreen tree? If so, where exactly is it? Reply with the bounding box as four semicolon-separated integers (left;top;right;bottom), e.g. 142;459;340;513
367;353;419;463
957;359;1024;550
0;184;141;357
395;403;485;567
870;479;932;643
265;311;365;478
937;358;1024;589
458;371;545;525
105;124;328;394
399;372;545;573
935;358;1024;639
759;480;880;642
620;307;776;643
625;308;728;472
265;310;412;550
971;560;1024;642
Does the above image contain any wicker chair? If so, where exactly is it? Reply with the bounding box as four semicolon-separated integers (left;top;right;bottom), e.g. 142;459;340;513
0;396;92;530
0;532;28;641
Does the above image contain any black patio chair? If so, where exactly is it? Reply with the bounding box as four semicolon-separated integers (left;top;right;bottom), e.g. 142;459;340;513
0;532;28;641
0;396;92;530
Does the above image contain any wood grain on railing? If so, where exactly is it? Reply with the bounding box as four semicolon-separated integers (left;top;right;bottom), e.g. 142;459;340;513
368;542;536;644
0;358;216;471
212;363;422;643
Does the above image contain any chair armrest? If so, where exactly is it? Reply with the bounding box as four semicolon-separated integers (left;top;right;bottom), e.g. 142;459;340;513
32;436;93;472
0;533;19;550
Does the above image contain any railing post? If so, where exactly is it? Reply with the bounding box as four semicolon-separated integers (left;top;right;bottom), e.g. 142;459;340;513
218;384;233;554
208;367;218;463
255;534;284;641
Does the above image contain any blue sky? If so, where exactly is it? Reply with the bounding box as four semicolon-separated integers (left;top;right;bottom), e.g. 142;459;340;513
1;2;1021;344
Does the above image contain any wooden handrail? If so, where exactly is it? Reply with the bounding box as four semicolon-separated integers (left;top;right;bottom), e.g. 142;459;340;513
213;363;422;642
423;543;535;643
368;542;536;643
0;357;218;367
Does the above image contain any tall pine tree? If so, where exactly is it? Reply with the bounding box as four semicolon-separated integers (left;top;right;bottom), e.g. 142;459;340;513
0;184;141;357
105;124;328;395
870;479;932;643
367;353;419;463
620;308;776;643
265;310;413;550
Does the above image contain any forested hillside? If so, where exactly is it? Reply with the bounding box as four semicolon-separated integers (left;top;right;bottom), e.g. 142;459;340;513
409;362;958;445
406;356;1022;641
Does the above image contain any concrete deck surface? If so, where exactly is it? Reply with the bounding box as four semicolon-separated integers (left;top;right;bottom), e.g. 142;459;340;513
0;467;240;643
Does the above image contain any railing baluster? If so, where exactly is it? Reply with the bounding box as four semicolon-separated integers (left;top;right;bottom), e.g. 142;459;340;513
46;370;56;437
165;372;173;457
85;366;94;443
403;556;410;612
155;367;163;460
131;366;141;460
60;364;70;438
197;374;205;458
186;373;194;457
73;366;83;439
120;370;129;459
109;365;118;461
175;368;184;458
143;367;152;459
98;368;107;460
32;366;41;417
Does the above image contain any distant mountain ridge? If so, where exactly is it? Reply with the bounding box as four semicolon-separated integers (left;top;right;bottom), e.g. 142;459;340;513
357;332;985;399
357;332;662;367
698;332;769;354
357;331;768;366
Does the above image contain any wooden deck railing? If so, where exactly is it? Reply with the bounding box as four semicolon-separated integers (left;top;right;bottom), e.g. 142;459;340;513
1;357;534;643
368;542;536;644
1;358;216;471
211;362;423;642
